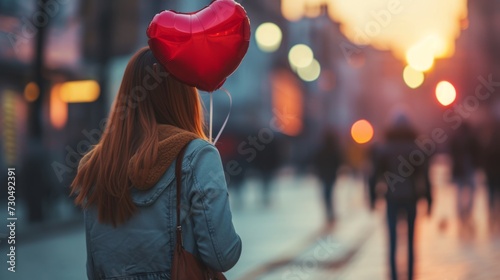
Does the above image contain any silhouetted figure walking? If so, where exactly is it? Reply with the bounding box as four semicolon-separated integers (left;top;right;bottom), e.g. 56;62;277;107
369;116;432;280
313;130;342;224
449;122;479;222
482;122;500;228
254;138;282;207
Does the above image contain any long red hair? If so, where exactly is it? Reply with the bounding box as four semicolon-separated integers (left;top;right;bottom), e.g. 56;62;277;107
71;47;207;226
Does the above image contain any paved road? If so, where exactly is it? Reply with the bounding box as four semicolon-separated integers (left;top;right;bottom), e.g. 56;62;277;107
340;181;500;280
227;173;370;280
255;165;500;280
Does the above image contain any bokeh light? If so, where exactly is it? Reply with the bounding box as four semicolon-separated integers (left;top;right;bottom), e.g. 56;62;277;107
59;80;100;103
271;70;303;136
435;81;457;106
403;65;425;89
406;49;434;72
303;0;325;18
255;22;283;53
281;0;305;21
24;82;40;102
351;119;374;144
405;39;437;72
288;44;314;69
297;59;321;82
50;84;68;130
2;90;17;165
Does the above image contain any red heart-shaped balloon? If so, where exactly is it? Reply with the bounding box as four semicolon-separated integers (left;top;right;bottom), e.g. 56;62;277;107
147;0;251;92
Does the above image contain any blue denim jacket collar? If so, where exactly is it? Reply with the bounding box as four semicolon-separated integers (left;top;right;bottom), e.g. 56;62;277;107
130;167;175;207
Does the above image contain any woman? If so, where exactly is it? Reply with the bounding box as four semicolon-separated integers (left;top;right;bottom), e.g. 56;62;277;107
71;47;242;279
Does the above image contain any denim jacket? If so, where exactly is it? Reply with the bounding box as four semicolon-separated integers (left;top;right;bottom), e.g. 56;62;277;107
84;139;242;279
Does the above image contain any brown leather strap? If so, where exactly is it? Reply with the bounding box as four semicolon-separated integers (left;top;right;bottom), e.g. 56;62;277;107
175;143;189;247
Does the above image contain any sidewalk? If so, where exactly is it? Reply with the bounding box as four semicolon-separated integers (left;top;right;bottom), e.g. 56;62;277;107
340;184;500;280
259;164;500;280
237;161;500;280
227;172;373;280
0;225;86;280
3;168;498;280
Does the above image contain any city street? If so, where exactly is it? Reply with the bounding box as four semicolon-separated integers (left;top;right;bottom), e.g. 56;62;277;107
2;1;500;279
1;168;500;280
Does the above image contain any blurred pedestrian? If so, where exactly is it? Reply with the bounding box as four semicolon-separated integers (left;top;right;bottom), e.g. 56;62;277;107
312;130;342;224
254;137;282;207
71;47;241;279
449;122;480;223
369;115;432;280
482;122;500;229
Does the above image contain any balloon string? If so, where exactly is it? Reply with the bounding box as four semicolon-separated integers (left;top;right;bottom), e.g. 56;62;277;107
209;92;213;143
213;87;232;145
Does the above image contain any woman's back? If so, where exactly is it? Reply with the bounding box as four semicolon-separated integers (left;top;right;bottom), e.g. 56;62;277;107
84;132;241;279
71;47;243;280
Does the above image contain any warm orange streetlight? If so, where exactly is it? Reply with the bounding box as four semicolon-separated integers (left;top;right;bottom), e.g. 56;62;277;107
59;80;100;103
50;84;68;130
24;82;40;102
351;119;374;144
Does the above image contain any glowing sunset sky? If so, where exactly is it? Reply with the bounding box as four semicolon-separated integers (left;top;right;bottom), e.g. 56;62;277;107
282;0;468;65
